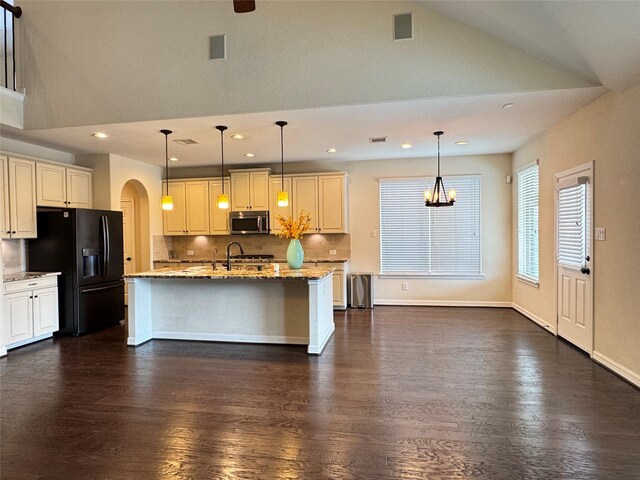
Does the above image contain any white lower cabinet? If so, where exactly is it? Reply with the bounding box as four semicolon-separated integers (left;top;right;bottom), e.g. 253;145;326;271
304;261;348;310
3;276;59;349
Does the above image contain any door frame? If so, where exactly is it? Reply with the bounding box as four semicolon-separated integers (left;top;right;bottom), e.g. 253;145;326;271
554;161;594;354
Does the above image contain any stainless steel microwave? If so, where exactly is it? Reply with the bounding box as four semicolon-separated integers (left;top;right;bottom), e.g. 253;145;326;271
230;211;270;235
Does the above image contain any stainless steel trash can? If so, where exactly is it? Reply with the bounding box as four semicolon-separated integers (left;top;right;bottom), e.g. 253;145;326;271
349;273;373;309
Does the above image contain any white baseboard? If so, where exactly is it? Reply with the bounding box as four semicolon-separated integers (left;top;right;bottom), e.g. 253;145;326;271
309;324;335;355
151;331;308;345
6;332;54;351
592;351;640;389
511;303;556;335
375;299;512;308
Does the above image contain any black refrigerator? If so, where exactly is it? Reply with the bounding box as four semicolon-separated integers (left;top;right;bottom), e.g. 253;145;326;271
28;208;125;335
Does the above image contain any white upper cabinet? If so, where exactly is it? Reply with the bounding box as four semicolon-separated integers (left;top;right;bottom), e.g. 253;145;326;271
7;157;37;239
209;179;231;235
65;168;92;208
0;156;9;240
318;175;348;233
269;176;292;234
163;181;209;236
36;162;92;208
291;174;348;234
292;176;319;232
230;169;270;211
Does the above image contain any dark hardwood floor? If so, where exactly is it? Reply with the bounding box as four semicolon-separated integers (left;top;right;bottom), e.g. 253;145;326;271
1;306;639;479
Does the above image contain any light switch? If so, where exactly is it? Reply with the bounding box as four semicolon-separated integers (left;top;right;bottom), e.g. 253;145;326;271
595;228;606;241
329;249;337;255
187;250;194;256
402;282;408;290
370;229;377;238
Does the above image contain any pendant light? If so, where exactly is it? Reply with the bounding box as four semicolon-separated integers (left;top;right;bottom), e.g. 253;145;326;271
216;125;229;209
160;129;174;211
275;121;289;207
424;131;456;207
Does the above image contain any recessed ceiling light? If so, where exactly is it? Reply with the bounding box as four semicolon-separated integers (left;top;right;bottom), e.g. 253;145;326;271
244;153;255;157
326;148;338;153
169;157;179;162
231;134;245;140
400;143;412;149
455;140;468;145
502;103;514;109
92;132;108;139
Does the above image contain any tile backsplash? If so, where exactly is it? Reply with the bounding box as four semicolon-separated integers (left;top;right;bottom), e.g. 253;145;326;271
157;234;351;262
2;239;27;274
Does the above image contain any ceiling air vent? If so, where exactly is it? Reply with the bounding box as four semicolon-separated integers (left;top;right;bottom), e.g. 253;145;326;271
394;13;413;40
173;139;199;145
369;136;387;144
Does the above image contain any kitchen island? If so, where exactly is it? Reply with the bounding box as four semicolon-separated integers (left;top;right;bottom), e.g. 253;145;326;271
125;266;335;355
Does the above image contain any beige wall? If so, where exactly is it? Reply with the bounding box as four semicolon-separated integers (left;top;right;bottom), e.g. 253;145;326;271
512;83;640;378
18;1;594;129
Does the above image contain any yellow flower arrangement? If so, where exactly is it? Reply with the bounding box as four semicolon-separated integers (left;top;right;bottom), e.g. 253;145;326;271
275;211;312;239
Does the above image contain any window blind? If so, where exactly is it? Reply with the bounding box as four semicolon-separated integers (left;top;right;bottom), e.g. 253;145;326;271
517;164;539;282
380;176;481;275
557;183;588;269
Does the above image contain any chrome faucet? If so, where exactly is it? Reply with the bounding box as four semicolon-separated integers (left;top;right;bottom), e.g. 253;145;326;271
212;247;219;270
226;242;245;270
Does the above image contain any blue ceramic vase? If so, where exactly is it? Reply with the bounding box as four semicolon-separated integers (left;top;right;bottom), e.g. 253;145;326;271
286;239;304;270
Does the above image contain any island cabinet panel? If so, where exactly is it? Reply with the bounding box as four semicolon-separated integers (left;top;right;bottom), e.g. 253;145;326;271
65;168;92;208
292;176;319;231
230;169;271;211
269;176;292;234
318;175;347;233
163;182;186;235
37;163;92;208
185;181;209;235
208;179;231;235
1;156;9;239
8;157;37;239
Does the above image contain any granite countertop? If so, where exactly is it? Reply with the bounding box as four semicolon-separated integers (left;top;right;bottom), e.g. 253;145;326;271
3;271;61;283
127;265;334;281
153;258;350;264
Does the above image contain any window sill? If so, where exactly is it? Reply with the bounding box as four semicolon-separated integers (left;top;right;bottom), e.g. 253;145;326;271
517;275;539;288
379;273;485;280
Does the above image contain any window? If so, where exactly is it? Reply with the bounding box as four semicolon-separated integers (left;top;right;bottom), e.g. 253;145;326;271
379;176;481;276
517;162;539;284
557;182;589;269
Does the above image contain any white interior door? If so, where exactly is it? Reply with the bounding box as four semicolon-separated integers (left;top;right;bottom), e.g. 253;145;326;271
555;164;593;353
121;198;136;305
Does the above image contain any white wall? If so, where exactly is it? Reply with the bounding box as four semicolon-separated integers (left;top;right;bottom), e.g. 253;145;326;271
512;83;640;382
18;1;594;129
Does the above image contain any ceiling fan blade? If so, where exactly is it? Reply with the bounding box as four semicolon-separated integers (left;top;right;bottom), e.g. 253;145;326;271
233;0;255;13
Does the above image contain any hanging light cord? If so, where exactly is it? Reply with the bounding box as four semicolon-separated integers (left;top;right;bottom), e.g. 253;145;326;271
215;126;228;194
280;124;284;190
436;132;441;178
160;129;172;196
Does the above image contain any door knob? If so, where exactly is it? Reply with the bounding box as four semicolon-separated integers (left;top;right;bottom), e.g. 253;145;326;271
126;257;132;261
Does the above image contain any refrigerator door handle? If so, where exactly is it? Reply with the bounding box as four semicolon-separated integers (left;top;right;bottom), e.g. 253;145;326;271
101;216;108;277
105;215;111;277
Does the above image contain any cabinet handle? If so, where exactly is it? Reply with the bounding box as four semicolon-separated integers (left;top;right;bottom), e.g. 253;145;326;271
12;231;16;234
5;231;9;234
28;283;37;286
34;295;39;298
29;296;33;299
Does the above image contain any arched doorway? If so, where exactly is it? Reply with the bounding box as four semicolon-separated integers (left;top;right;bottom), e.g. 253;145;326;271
120;180;150;304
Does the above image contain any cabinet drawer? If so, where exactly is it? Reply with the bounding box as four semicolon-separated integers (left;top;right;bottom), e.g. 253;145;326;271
4;276;58;294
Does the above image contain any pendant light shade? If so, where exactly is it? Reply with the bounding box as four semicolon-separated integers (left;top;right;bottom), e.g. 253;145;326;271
425;131;456;207
160;129;174;211
275;121;289;207
216;125;229;209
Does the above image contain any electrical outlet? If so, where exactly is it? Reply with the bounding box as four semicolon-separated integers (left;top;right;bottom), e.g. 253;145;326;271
370;229;377;238
187;250;194;256
329;249;337;255
595;227;606;241
402;282;408;290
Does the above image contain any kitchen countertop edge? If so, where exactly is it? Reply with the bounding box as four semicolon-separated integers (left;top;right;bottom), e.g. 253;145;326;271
3;271;62;283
